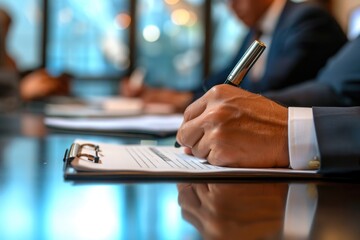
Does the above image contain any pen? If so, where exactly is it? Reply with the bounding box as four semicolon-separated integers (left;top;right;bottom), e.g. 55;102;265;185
224;40;266;86
129;67;146;91
175;40;266;148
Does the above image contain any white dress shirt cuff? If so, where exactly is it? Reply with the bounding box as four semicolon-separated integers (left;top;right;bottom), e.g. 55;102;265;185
288;107;320;170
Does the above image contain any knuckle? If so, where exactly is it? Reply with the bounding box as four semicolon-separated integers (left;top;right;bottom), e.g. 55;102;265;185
191;146;206;159
209;85;225;98
205;108;223;123
206;104;240;125
208;150;226;167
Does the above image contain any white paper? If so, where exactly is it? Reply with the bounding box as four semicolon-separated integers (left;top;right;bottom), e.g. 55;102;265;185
45;114;183;133
45;97;176;117
45;97;144;117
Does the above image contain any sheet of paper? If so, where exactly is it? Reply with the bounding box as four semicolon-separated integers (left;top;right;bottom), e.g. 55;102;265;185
45;114;183;133
70;140;317;175
45;96;176;117
45;97;144;117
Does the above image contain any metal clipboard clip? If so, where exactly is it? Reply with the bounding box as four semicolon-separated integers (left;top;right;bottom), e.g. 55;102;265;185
63;143;102;170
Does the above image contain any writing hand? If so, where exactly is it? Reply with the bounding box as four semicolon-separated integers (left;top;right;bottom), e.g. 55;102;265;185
176;84;289;168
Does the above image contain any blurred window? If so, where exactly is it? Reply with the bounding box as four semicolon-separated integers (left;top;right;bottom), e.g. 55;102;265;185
1;0;248;93
0;0;42;71
47;0;130;77
210;0;246;74
135;0;205;91
135;0;246;91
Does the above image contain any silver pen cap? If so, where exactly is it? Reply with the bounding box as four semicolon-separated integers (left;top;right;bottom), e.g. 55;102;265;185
225;40;266;86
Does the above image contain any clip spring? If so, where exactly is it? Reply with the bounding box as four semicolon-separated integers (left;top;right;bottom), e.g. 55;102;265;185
65;143;102;164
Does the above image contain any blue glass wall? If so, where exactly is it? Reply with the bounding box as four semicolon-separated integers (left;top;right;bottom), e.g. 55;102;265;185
1;0;246;95
0;0;42;70
47;0;130;77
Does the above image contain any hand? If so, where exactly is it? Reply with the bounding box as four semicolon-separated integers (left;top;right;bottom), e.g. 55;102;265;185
19;69;70;101
119;76;145;98
142;88;194;113
176;84;289;168
177;183;288;240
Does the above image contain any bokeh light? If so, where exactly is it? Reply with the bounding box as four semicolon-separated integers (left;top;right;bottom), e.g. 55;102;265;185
114;13;131;30
143;25;161;42
171;8;190;26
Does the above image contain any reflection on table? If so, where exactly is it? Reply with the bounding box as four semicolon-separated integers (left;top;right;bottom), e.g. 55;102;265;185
0;111;359;239
177;182;360;240
0;135;197;240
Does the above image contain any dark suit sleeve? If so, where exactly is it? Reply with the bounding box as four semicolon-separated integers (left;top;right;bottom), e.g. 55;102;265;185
265;36;360;107
241;2;347;93
313;107;360;174
191;32;254;101
264;81;343;107
191;63;234;101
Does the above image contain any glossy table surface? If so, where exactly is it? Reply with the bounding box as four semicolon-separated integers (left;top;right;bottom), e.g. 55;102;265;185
0;110;359;240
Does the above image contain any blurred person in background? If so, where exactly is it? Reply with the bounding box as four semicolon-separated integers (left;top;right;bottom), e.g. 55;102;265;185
120;0;347;112
0;7;70;104
176;36;360;173
19;69;71;102
0;8;17;70
0;8;19;111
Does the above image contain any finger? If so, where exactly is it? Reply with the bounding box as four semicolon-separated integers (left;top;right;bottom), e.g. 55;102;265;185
182;94;208;122
177;183;192;192
189;124;225;160
178;184;201;210
176;117;204;148
206;147;231;167
183;147;193;156
190;133;211;159
191;184;210;202
181;209;204;233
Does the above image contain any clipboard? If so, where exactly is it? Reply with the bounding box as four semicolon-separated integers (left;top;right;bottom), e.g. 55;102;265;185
62;140;325;181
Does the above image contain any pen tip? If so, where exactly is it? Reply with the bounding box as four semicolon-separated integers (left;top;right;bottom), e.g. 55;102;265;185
174;141;181;148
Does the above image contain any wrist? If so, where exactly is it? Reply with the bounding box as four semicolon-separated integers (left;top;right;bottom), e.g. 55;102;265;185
278;107;290;167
